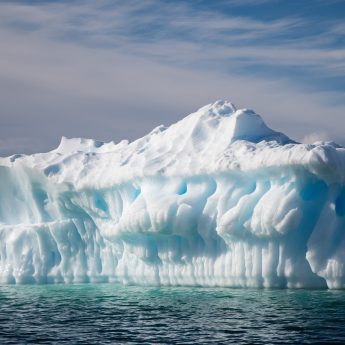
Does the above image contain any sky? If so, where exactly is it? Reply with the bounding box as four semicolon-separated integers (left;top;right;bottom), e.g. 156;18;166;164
0;0;345;156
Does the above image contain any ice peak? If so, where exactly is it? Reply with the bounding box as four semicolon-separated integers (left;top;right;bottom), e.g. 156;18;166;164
206;100;237;116
192;100;293;145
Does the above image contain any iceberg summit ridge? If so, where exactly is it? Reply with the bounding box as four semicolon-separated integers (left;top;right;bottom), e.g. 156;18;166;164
0;100;345;288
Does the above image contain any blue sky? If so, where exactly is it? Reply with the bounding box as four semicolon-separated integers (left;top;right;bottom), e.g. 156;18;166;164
0;0;345;155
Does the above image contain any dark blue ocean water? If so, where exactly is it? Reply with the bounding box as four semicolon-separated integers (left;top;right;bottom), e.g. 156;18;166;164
0;284;344;344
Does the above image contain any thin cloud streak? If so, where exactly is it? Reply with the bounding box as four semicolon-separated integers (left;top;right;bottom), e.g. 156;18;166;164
0;0;344;77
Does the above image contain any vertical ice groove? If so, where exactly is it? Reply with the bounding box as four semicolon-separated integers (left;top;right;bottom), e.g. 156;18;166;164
0;169;339;288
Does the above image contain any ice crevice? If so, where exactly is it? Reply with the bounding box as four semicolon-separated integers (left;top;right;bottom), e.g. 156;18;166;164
0;100;345;288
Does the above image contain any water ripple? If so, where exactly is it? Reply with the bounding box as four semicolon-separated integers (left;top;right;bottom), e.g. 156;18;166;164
0;285;344;344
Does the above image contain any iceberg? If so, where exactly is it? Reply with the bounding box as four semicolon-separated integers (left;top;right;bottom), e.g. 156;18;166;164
1;100;345;288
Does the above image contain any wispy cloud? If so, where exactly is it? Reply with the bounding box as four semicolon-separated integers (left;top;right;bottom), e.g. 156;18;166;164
302;131;330;144
1;0;344;76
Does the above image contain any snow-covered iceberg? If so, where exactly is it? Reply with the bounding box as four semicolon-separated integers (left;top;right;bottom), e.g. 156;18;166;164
1;100;345;288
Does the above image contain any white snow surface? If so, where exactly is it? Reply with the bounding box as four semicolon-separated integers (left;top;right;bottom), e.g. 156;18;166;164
1;100;345;288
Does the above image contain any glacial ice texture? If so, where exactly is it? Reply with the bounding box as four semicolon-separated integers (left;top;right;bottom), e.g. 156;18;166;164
1;100;345;288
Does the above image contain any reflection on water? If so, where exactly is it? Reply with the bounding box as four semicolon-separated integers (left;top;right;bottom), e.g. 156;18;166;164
0;284;344;344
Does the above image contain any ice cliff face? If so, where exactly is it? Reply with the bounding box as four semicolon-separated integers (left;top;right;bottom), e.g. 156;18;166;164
1;100;345;288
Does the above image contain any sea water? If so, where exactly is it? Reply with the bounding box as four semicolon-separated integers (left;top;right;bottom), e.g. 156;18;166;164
0;284;344;344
